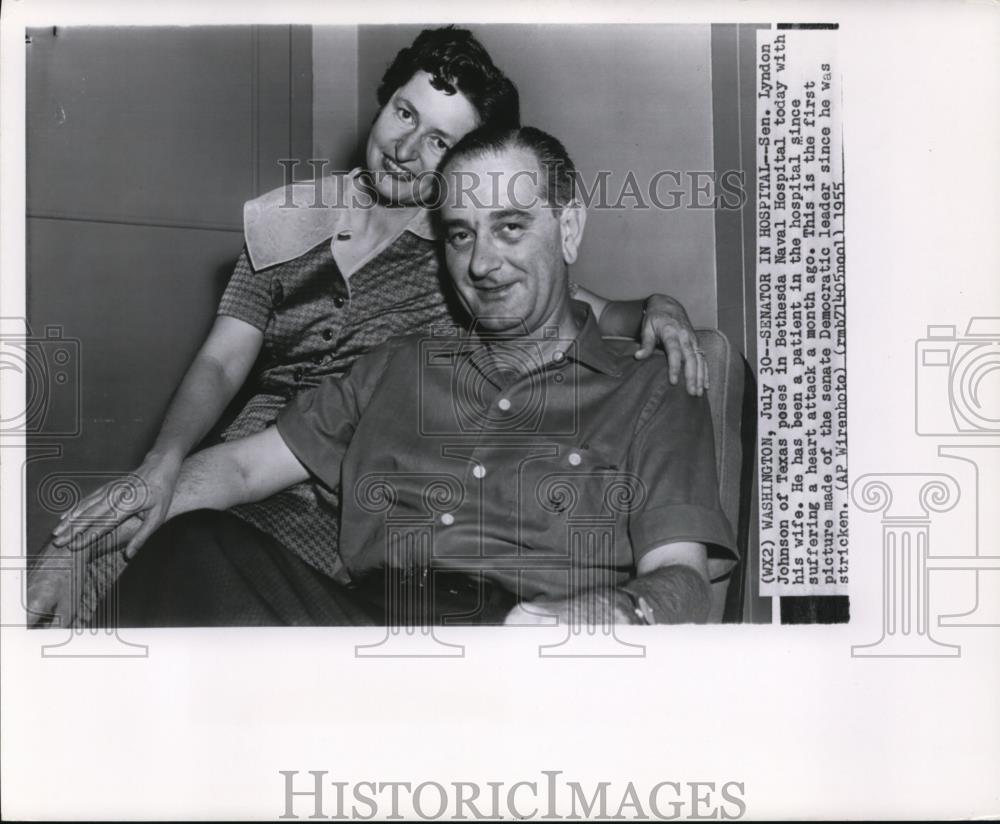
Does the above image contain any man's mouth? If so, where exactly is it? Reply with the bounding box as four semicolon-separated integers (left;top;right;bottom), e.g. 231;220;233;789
474;282;517;299
381;154;414;180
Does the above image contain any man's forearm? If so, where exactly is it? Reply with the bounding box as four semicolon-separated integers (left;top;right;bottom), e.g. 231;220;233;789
163;427;310;523
619;564;711;624
163;445;254;521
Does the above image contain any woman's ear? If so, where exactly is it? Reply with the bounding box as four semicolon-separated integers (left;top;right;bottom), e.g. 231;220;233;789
559;202;587;265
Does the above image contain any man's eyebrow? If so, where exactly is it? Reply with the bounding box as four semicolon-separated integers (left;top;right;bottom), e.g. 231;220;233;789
442;216;472;229
490;208;535;222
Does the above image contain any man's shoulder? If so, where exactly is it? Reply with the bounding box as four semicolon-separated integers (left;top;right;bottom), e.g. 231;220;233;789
597;336;674;385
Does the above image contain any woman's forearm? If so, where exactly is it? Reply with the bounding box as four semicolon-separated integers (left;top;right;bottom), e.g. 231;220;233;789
144;317;264;465
146;357;241;464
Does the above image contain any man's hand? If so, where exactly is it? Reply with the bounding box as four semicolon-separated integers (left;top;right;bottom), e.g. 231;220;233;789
504;590;635;627
27;517;143;628
50;454;181;562
634;294;708;396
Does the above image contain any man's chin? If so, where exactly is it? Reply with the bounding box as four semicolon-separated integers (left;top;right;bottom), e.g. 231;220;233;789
468;315;531;337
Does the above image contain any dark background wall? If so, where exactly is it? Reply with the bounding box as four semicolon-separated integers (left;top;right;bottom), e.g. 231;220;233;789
26;24;765;620
25;25;314;548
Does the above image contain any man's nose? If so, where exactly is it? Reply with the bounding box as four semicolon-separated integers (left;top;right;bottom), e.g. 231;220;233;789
469;237;501;280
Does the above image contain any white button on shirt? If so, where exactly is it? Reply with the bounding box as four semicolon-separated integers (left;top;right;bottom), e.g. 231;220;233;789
497;398;511;411
568;452;582;466
440;513;455;526
472;464;486;479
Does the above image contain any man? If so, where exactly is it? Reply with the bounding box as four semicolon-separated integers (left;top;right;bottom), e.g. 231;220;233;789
30;126;736;627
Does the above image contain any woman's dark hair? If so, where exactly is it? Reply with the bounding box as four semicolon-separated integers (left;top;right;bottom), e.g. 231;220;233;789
376;27;520;130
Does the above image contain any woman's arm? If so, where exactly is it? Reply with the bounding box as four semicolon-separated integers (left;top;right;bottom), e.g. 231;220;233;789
52;315;264;556
573;285;707;396
146;315;264;464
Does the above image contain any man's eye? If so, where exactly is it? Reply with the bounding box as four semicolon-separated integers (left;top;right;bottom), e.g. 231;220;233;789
448;231;472;248
499;223;525;237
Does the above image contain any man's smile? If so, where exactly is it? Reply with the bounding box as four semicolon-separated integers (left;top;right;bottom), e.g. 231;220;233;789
473;281;517;299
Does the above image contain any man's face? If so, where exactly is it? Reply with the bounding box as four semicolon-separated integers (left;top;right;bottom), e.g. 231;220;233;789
365;71;480;207
442;148;580;336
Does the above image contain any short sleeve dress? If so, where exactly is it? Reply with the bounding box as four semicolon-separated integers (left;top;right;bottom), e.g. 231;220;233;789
77;172;464;622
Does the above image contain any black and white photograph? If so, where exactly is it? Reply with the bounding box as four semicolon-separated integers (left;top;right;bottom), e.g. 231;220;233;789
1;1;997;820
22;22;772;630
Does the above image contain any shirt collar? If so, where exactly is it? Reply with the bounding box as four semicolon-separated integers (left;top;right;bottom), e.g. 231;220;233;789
567;300;625;377
454;300;624;385
243;168;436;270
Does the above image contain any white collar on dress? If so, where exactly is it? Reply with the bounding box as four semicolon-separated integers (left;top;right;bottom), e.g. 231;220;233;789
243;168;435;271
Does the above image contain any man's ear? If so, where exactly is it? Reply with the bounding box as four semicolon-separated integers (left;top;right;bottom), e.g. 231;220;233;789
558;202;587;265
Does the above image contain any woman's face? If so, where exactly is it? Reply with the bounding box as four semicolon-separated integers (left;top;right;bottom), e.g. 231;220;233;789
365;70;480;207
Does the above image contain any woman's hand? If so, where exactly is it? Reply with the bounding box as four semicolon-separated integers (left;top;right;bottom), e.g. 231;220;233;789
634;294;708;396
27;517;143;628
50;454;181;562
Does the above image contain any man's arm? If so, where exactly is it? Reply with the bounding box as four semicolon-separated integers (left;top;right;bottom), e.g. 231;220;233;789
617;541;711;624
53;427;310;559
164;427;310;524
505;541;711;626
26;427;310;627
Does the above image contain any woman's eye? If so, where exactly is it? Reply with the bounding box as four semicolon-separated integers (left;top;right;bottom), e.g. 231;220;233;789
396;107;413;122
429;136;449;153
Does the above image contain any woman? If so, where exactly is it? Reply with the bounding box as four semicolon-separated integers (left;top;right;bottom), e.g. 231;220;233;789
35;27;706;626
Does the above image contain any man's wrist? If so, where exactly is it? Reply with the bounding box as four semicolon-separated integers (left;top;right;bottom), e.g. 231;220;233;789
615;587;655;625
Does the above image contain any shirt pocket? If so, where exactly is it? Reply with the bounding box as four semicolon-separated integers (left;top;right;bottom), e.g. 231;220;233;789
514;441;641;562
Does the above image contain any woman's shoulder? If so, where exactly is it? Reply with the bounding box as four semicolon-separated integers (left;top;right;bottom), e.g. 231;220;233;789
243;171;360;271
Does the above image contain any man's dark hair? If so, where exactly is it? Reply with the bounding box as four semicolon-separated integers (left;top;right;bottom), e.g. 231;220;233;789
377;27;520;131
440;125;578;210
